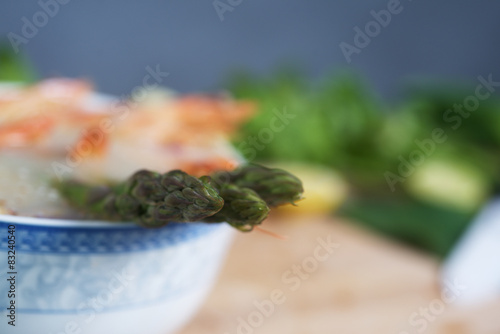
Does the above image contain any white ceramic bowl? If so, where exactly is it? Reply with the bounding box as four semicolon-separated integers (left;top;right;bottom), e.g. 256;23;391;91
0;215;234;334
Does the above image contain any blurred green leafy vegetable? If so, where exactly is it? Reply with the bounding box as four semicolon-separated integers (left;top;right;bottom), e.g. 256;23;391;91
340;198;473;257
0;42;37;82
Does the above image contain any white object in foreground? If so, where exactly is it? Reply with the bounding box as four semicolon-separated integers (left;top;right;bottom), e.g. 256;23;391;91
441;198;500;306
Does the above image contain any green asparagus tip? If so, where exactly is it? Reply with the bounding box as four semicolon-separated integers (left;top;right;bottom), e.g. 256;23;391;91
214;164;304;207
203;184;270;231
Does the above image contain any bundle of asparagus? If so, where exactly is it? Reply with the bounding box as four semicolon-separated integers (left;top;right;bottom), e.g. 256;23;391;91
54;164;303;231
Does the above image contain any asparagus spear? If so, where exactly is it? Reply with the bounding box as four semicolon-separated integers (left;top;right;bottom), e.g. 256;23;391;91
55;164;303;231
54;170;224;228
203;184;270;231
212;164;304;207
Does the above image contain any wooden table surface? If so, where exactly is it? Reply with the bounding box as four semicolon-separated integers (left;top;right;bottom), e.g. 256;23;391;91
179;215;500;334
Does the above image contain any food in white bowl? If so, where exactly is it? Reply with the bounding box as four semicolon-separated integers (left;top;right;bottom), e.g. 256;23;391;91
0;79;303;334
0;79;253;217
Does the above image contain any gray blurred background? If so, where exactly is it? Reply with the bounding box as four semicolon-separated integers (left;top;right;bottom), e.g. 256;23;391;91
1;0;500;97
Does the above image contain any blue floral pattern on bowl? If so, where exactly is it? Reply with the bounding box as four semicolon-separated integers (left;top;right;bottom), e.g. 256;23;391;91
0;216;234;334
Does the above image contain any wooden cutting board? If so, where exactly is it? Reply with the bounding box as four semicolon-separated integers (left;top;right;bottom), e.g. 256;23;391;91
179;215;500;334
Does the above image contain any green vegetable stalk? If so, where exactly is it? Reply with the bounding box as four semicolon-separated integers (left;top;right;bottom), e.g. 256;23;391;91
55;169;225;228
54;164;303;231
212;164;304;207
203;184;270;231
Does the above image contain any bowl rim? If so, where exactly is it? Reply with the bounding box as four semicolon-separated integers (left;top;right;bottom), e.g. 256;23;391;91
0;214;140;229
